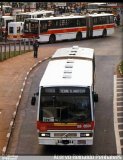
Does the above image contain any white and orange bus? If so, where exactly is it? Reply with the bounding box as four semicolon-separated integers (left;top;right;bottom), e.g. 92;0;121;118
23;13;115;43
31;46;98;145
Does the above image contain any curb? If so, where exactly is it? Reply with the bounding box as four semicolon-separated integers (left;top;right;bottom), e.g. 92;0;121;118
113;75;122;154
2;57;51;155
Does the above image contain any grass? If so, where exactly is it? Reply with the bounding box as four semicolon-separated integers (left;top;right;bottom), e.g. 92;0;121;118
0;50;32;61
118;61;123;76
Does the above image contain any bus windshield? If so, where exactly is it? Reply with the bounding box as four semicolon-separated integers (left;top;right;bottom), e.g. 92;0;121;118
24;19;39;34
39;87;92;123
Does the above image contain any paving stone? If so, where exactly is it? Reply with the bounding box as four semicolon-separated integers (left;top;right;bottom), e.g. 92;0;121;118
119;131;123;137
117;112;123;116
118;124;123;130
118;118;123;123
117;107;123;111
120;139;123;145
117;102;123;106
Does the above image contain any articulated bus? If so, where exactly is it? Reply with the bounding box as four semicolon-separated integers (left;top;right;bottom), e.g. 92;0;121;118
23;13;115;43
7;10;54;40
0;16;14;37
31;46;98;145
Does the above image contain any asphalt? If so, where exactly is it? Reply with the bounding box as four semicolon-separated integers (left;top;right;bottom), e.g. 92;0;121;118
0;47;54;155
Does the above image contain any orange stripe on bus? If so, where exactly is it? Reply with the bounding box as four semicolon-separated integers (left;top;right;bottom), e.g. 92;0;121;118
42;27;87;35
23;24;114;38
93;24;115;30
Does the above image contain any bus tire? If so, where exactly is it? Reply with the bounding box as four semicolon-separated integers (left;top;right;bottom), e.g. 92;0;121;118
102;29;107;37
49;35;56;43
76;32;82;41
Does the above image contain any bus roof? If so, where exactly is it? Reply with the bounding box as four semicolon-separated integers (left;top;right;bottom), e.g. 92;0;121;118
2;16;14;19
25;13;113;21
40;59;93;88
16;10;54;16
8;21;24;26
87;3;107;6
51;46;94;60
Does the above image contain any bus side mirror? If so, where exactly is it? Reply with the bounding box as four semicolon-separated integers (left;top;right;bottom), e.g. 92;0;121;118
94;92;98;102
31;95;36;105
31;92;39;105
36;92;39;96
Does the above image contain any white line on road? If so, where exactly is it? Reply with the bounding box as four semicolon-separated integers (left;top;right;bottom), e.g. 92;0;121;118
113;75;122;154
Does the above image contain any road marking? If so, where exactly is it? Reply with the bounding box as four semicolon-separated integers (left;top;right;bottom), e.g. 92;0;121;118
10;121;13;126
2;147;6;153
7;133;10;138
113;75;122;154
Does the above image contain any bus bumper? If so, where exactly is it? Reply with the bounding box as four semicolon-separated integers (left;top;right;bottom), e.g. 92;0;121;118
38;137;93;145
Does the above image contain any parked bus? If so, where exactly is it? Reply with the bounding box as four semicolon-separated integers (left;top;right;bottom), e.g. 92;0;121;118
7;10;54;40
7;22;24;40
85;3;112;13
0;16;14;37
31;46;98;145
15;10;54;22
0;5;12;16
23;13;115;43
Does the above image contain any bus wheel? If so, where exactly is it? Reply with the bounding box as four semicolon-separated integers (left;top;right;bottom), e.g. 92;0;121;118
76;32;82;41
102;29;107;37
49;35;56;43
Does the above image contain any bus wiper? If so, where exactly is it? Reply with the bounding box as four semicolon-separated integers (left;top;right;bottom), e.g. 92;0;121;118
62;133;69;138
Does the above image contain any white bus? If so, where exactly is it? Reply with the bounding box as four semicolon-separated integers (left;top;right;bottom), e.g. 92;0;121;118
85;3;112;13
23;13;115;43
0;5;12;16
15;10;54;22
31;46;98;145
7;22;24;40
0;16;14;37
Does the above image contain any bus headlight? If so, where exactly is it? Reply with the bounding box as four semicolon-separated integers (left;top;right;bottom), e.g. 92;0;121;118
39;133;50;137
80;133;92;137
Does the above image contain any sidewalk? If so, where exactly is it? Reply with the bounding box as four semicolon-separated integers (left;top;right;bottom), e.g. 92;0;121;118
0;47;56;155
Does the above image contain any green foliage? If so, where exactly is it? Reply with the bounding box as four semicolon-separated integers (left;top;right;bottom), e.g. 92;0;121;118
118;61;123;76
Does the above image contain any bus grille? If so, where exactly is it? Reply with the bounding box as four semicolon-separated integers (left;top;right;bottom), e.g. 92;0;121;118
54;133;77;138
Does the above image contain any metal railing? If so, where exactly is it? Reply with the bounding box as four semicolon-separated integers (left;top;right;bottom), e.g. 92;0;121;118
0;40;33;61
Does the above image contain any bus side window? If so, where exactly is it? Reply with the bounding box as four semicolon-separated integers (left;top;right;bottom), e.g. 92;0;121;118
17;27;20;33
40;21;47;32
9;27;14;34
54;20;60;29
48;20;53;29
93;17;98;25
109;15;114;23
